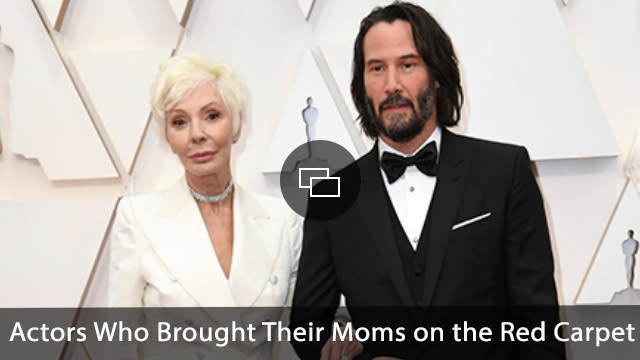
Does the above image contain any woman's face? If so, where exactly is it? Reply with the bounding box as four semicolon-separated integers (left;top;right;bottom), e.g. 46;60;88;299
165;82;236;180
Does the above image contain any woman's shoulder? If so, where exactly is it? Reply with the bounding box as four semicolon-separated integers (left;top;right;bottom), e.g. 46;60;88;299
119;177;192;214
237;186;303;265
236;186;298;223
118;188;165;214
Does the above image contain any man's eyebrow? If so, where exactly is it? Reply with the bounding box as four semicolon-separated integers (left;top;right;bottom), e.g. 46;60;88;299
399;54;421;60
365;58;383;67
365;54;421;66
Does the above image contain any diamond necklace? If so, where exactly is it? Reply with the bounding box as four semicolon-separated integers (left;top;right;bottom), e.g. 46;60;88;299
189;179;233;203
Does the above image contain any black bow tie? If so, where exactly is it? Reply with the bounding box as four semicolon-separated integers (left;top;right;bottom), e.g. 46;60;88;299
381;141;438;184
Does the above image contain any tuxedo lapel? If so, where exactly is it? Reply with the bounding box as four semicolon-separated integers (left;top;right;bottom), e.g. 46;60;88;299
422;129;468;305
142;177;235;308
358;145;415;307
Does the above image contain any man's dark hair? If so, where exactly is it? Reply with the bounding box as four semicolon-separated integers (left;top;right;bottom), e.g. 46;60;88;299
350;1;463;138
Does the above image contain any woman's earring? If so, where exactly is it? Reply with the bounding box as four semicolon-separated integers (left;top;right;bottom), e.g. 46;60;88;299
232;137;238;144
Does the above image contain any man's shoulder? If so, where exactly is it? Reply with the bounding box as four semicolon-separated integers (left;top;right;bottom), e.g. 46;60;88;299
448;130;523;154
340;130;531;176
446;130;528;164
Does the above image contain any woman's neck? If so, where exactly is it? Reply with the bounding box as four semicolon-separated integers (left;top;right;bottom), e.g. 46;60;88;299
187;171;234;213
186;171;232;196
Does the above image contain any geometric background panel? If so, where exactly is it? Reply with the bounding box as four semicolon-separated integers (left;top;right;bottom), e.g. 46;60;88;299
33;0;65;29
536;157;625;304
576;182;640;304
319;42;375;150
127;119;184;194
558;0;640;157
0;35;121;201
54;0;182;51
296;0;316;20
0;27;11;157
1;1;117;180
319;42;357;123
262;50;359;173
167;0;191;25
439;0;619;160
0;196;117;307
69;49;172;173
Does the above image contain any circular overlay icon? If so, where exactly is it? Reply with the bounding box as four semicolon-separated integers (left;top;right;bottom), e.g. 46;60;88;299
280;140;361;221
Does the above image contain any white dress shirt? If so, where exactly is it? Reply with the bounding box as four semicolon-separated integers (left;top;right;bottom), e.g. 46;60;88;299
378;126;441;251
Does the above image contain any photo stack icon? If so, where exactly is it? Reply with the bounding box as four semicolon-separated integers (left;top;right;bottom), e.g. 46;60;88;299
298;168;340;198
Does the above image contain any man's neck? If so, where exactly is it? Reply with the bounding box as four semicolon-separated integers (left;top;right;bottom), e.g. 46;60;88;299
380;119;437;155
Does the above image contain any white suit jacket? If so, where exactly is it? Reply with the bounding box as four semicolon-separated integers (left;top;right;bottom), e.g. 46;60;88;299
108;176;302;307
107;177;302;359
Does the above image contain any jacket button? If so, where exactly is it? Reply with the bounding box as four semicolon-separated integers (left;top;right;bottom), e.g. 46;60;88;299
414;266;424;276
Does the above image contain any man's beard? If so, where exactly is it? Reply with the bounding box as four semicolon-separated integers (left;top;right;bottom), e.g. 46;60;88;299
366;78;436;143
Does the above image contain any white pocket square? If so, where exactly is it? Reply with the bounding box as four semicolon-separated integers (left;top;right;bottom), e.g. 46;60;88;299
452;212;491;231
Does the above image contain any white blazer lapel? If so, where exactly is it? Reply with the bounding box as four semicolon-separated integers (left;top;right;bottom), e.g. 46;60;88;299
228;186;283;307
141;177;235;307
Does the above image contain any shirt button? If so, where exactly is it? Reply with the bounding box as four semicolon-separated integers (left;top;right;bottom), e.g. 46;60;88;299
412;237;419;244
409;186;415;192
270;275;278;285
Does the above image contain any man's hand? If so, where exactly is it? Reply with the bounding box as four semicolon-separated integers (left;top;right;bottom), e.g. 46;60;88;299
320;336;363;360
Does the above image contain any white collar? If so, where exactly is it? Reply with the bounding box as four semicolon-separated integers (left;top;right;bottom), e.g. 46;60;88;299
378;125;442;160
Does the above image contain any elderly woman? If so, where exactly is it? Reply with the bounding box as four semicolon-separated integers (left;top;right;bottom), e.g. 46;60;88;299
109;53;301;308
108;53;362;360
107;54;304;359
108;55;301;359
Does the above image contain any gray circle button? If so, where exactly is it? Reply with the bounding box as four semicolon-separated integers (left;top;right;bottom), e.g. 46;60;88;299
279;140;360;221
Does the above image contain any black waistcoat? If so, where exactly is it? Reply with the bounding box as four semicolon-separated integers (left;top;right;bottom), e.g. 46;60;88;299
384;191;433;305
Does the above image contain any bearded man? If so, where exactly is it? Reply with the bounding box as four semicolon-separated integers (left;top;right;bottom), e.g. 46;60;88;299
291;2;564;359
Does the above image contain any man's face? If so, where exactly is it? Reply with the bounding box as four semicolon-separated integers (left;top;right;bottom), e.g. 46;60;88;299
363;19;436;143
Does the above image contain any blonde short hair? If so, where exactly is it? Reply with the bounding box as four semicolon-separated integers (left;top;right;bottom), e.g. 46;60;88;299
151;53;246;133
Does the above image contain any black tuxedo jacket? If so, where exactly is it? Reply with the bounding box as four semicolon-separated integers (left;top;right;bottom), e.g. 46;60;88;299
291;128;564;359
